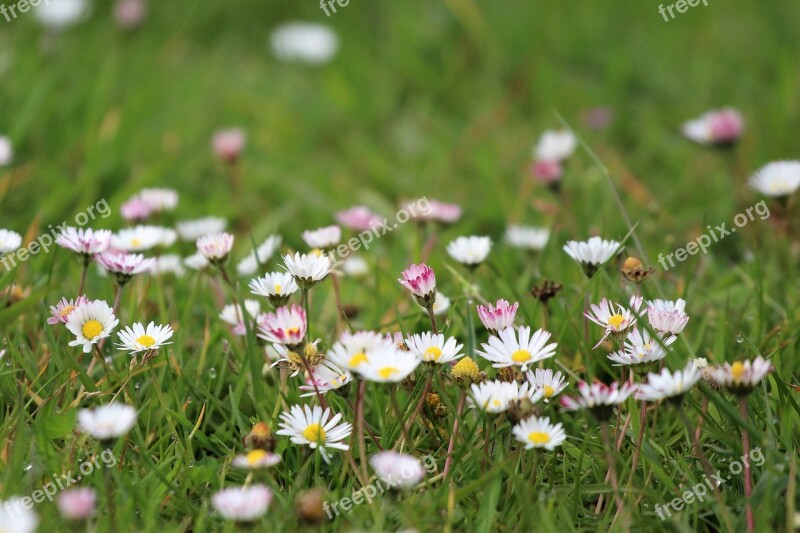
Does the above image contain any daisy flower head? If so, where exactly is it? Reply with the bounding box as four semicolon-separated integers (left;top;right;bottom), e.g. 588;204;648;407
476;299;519;334
0;135;12;166
283;252;331;289
342;255;369;277
56;227;112;257
47;295;88;325
469;379;540;414
398;263;436;307
120;197;152;222
35;0;88;28
65;299;119;353
563;236;621;278
526;368;568;402
95;251;156;284
504;225;550;251
636;362;701;403
176;217;227;241
748;161;800;198
682;108;744;147
370;452;427;489
270;22;339;65
231;449;281;470
476;325;557;372
450;356;485;387
137;187;178;212
446;235;492;267
357;348;421;383
302;225;341;250
152;254;186;277
276;405;352;462
111;225;171;252
709;356;773;396
184;252;210;271
326;330;397;372
607;327;676;366
409;199;462;224
513;415;567;451
560;381;636;421
299;361;352;397
0;497;38;533
585;295;643;348
405;332;464;364
534;129;577;162
212;128;246;164
197;232;234;264
256;303;306;346
0;229;22;255
336;205;383;232
117;322;173;354
212;485;273;522
647;298;689;336
77;403;137;440
531;159;564;185
236;234;282;276
249;272;298;307
57;487;96;520
114;0;147;30
220;300;261;336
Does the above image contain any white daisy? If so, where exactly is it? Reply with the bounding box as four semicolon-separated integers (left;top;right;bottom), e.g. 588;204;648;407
137;188;178;212
283;252;331;289
647;298;689;336
256;304;306;345
236;234;282;275
513;415;567;450
476;299;519;333
405;332;463;364
446;235;492;266
469;379;541;413
212;485;273;522
607;327;675;366
682;108;744;146
220;300;261;336
534;130;577;161
563;236;621;277
636;362;701;402
197;232;234;263
526;368;568;402
117;322;174;353
95;252;156;282
504;225;550;251
56;227;112;256
302;225;341;250
249;272;298;306
560;381;635;419
65;300;119;353
270;22;339;65
0;497;38;533
152;254;186;277
0;229;22;255
370;452;426;488
748;161;800;198
326;330;398;372
341;255;369;277
708;356;773;395
476;325;557;372
184;252;210;271
276;405;352;462
111;225;167;252
585;295;643;348
176;217;227;241
35;0;87;29
358;348;421;383
0;136;12;166
230;450;282;470
299;360;351;397
77;403;137;439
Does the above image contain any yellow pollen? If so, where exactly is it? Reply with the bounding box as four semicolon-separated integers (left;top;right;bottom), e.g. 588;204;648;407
491;398;502;407
608;314;625;329
131;238;142;247
378;366;399;380
136;335;156;348
349;352;368;367
302;423;326;443
731;362;745;381
274;283;282;294
543;386;555;397
81;320;104;341
528;431;551;444
311;248;323;257
424;346;443;361
511;349;532;363
246;449;268;465
287;327;300;336
59;305;75;318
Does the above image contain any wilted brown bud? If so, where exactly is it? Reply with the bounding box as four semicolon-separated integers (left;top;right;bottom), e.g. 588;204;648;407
296;488;327;524
244;422;276;452
621;256;655;283
506;397;535;424
425;393;448;418
531;280;562;305
496;366;519;383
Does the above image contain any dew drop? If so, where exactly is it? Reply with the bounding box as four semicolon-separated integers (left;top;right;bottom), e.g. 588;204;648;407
209;368;217;379
736;334;744;343
23;463;33;472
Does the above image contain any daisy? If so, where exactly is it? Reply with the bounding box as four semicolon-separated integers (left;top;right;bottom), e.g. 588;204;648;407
212;128;246;164
256;304;306;346
708;356;773;395
531;159;563;185
176;217;227;241
563;236;621;277
302;225;341;250
0;497;38;533
336;205;383;232
534;130;577;162
469;380;540;413
370;452;426;488
358;349;421;383
212;485;273;522
512;416;567;450
647;298;689;336
417;291;451;316
607;327;676;366
249;272;298;306
77;403;137;439
526;368;568;402
197;232;234;263
117;322;174;353
276;405;352;462
137;187;178;212
299;360;351;397
56;227;112;256
584;295;643;348
35;0;87;28
152;254;186;277
283;252;331;289
231;449;281;470
65;300;119;353
0;135;12;166
326;330;398;372
0;229;22;254
57;487;96;520
398;263;436;306
111;225;168;252
95;252;156;284
220;300;261;336
270;22;339;65
47;295;89;325
183;252;210;271
342;255;369;277
405;332;463;364
560;381;636;420
120;198;152;222
682;108;744;147
636;362;702;402
446;236;492;267
476;325;557;372
236;234;283;275
504;225;550;251
409;199;462;224
476;299;519;334
748;161;800;198
113;0;147;30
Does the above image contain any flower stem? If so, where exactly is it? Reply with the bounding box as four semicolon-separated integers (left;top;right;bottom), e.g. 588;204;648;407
391;383;412;450
426;305;438;334
739;398;754;532
443;392;466;480
355;380;369;482
599;421;624;515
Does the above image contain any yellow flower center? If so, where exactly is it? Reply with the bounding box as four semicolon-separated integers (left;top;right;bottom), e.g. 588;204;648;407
732;361;745;381
424;346;443;361
287;327;300;336
246;449;268;465
528;431;551;444
378;366;399;380
608;314;625;330
131;238;142;247
311;248;323;257
302;423;325;443
543;385;555;397
511;349;532;363
274;283;282;294
136;335;157;348
82;320;104;340
60;305;75;318
491;398;502;407
349;352;368;367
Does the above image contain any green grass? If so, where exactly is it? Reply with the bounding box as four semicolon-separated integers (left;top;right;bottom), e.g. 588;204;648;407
1;0;799;531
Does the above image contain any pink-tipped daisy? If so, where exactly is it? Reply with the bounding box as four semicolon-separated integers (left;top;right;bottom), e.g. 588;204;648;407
256;304;306;346
560;381;636;420
47;295;89;325
197;232;234;263
476;299;519;334
476;325;557;372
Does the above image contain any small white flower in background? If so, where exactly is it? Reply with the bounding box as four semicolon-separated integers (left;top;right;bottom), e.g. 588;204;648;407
270;22;339;65
137;187;178;212
505;225;550;251
65;299;119;353
183;252;210;271
56;227;112;256
249;272;298;305
477;325;557;372
584;295;643;348
748;161;800;198
120;197;152;222
176;217;227;241
211;128;246;164
111;225;169;252
276;405;352;462
0;229;22;254
152;254;185;277
0;135;12;166
560;381;636;415
220;300;261;336
370;452;426;488
0;497;38;533
77;403;137;439
237;234;282;276
302;225;341;250
283;252;331;288
212;485;273;522
230;450;281;470
299;360;351;397
35;0;88;29
469;380;541;413
446;235;492;267
563;236;621;278
682;108;744;147
197;232;234;263
341;255;369;277
636;362;702;402
336;205;383;232
357;349;421;383
647;298;689;336
117;322;173;353
405;332;463;364
513;415;567;450
608;327;675;366
534;130;577;161
526;368;568;402
57;487;96;520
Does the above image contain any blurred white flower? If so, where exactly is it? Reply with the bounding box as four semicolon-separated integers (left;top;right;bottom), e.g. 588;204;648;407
270;22;339;65
36;0;89;29
0;135;12;166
